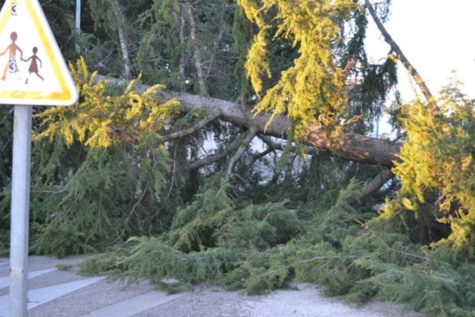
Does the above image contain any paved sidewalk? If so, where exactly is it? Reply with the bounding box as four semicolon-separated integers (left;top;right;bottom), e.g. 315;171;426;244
0;256;420;317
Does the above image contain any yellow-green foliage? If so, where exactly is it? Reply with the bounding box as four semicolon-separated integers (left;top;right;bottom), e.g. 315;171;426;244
35;58;181;148
382;80;475;250
238;0;357;135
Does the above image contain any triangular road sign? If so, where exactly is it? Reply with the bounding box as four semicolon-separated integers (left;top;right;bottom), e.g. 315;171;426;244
0;0;78;106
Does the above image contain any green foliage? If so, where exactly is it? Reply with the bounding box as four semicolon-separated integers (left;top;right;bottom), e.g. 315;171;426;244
382;78;475;251
79;178;303;294
0;229;8;257
168;178;235;252
11;59;181;257
115;0;239;96
76;181;325;294
0;106;12;254
80;236;238;293
341;222;475;317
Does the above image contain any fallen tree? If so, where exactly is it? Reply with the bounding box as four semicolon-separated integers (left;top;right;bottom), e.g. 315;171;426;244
105;75;401;167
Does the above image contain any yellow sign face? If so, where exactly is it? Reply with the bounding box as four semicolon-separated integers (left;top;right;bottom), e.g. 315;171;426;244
0;0;78;106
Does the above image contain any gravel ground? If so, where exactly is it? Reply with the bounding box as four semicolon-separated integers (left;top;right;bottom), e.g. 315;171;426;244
137;283;421;317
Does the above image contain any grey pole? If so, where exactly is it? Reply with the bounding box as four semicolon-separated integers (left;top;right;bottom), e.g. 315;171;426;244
75;0;81;53
9;105;33;317
75;0;80;29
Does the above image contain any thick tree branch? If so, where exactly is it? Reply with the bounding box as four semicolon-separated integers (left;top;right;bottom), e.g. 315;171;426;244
257;135;394;199
348;168;394;205
364;0;433;102
162;111;222;142
225;125;258;180
187;131;247;170
359;168;394;199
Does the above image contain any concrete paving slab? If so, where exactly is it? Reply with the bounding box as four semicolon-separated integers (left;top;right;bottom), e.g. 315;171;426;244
80;291;189;317
0;276;105;316
28;279;157;317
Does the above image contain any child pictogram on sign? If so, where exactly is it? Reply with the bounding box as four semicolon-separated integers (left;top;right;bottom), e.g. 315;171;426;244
0;31;23;81
23;46;43;84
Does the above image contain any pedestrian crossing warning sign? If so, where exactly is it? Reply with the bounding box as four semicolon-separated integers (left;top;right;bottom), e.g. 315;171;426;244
0;0;78;106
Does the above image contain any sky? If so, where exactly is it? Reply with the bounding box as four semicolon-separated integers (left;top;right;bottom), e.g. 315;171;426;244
365;0;475;101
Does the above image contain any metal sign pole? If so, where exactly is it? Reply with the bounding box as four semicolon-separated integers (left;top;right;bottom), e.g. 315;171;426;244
75;0;81;53
9;104;33;317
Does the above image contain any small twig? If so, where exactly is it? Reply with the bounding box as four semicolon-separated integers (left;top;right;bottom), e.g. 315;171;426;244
245;148;274;170
167;146;178;198
122;186;149;236
31;189;68;194
299;255;359;264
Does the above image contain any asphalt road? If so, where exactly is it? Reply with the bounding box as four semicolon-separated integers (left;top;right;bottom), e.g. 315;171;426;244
0;255;421;317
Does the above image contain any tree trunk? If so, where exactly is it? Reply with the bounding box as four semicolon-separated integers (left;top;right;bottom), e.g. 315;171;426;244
178;6;186;92
110;0;132;80
112;77;401;167
185;4;208;96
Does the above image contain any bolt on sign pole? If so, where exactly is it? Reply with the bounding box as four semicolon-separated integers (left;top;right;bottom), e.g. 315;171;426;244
0;0;78;315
